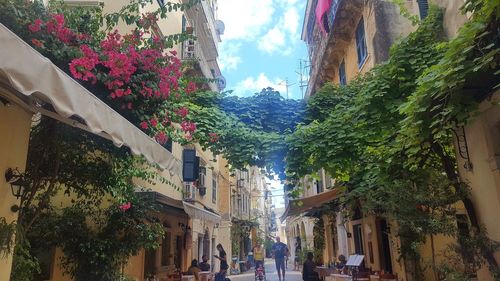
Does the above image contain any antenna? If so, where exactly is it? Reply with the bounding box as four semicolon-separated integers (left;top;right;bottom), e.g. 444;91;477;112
278;78;296;99
296;59;310;99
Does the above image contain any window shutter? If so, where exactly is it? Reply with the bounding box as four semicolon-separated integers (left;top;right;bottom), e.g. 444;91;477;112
417;0;429;19
182;149;200;182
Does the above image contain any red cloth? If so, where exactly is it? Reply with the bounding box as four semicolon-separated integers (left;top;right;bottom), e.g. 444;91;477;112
315;0;332;34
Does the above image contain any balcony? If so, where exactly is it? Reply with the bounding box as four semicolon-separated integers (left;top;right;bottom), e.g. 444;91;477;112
181;39;219;92
304;0;363;98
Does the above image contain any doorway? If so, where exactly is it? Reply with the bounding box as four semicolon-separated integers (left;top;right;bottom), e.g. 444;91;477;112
377;219;393;273
352;224;364;255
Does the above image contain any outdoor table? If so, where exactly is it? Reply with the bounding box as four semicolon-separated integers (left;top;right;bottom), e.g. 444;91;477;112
315;266;336;281
199;271;213;281
331;274;351;281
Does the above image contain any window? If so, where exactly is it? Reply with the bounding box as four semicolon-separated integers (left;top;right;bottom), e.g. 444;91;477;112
417;0;429;19
339;60;347;86
161;232;172;266
184;182;196;200
353;224;364;255
164;139;172;152
316;179;324;194
212;174;217;203
355;18;368;68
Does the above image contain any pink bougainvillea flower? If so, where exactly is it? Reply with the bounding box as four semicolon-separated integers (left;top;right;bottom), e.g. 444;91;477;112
52;14;65;27
169;50;177;56
112;88;131;98
102;51;136;82
176;107;189;118
209;132;220;143
150;118;158;127
69;45;100;84
186;81;197;94
155;131;168;145
140;121;148;130
28;19;43;33
119;202;131;211
184;132;193;141
181;121;197;133
31;39;44;48
101;30;122;52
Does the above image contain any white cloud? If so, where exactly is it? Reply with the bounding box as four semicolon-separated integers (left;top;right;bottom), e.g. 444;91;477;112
217;0;275;41
234;73;293;97
283;7;299;37
257;27;286;54
219;41;242;72
255;4;301;55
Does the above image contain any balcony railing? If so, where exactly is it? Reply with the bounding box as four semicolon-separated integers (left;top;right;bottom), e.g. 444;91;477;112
181;39;218;92
305;0;344;98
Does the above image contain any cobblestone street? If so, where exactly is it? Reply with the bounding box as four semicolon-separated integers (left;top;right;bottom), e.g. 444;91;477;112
228;259;301;281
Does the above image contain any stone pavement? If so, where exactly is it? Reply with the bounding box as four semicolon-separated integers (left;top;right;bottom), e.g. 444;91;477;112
228;259;301;281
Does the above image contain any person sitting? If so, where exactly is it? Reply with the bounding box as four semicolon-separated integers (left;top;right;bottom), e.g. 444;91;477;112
187;259;202;281
302;252;320;281
199;255;211;271
335;255;347;273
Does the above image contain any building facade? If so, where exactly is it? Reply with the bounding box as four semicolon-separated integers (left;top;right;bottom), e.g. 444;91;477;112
286;1;498;281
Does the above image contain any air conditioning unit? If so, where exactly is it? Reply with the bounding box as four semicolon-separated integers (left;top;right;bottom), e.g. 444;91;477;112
184;182;195;200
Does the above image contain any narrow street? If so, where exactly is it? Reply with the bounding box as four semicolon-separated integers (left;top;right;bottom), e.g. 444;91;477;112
229;259;301;281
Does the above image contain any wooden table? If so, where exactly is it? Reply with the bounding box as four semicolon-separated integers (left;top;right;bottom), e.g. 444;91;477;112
331;274;351;281
199;271;214;281
315;267;336;281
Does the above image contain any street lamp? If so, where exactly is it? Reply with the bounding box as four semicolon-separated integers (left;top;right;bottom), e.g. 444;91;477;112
4;168;28;199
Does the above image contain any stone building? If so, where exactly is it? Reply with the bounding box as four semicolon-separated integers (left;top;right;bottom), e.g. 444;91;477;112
284;0;499;281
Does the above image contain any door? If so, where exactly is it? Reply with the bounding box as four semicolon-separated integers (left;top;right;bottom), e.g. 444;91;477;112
378;219;393;273
161;232;172;266
353;224;364;255
174;235;183;269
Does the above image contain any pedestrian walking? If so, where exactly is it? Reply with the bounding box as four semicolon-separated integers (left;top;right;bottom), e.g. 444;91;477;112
253;242;265;269
214;244;229;281
272;237;289;281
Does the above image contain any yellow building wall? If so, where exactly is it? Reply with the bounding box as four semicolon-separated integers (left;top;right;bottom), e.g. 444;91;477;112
0;99;33;281
456;91;500;281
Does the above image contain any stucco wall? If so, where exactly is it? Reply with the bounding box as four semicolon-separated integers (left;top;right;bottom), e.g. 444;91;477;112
0;99;33;281
456;91;500;281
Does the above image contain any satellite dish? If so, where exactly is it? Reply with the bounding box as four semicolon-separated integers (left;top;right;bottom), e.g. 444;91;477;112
216;76;226;91
215;20;225;35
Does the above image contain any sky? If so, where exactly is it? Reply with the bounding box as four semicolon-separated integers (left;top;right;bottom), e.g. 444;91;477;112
217;0;309;100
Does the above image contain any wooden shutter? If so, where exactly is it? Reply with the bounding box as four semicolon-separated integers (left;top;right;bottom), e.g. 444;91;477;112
183;149;200;182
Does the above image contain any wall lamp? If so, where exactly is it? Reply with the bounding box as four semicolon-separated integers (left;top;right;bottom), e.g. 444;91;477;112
5;168;28;199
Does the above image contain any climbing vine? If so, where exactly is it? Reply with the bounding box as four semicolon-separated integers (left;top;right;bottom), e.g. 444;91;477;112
287;2;499;278
186;88;305;178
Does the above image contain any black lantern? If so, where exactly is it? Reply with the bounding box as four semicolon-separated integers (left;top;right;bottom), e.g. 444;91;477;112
198;186;207;196
5;168;27;199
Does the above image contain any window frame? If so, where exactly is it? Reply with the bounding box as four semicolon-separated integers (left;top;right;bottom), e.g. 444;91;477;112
339;60;347;86
212;173;217;204
355;18;368;69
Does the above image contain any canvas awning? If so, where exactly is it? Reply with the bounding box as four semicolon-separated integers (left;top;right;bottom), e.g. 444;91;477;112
182;201;221;223
137;191;188;218
281;188;341;221
0;23;181;173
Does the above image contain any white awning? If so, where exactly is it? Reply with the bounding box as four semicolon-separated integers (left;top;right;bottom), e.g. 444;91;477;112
0;23;181;173
281;188;341;222
182;201;221;223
